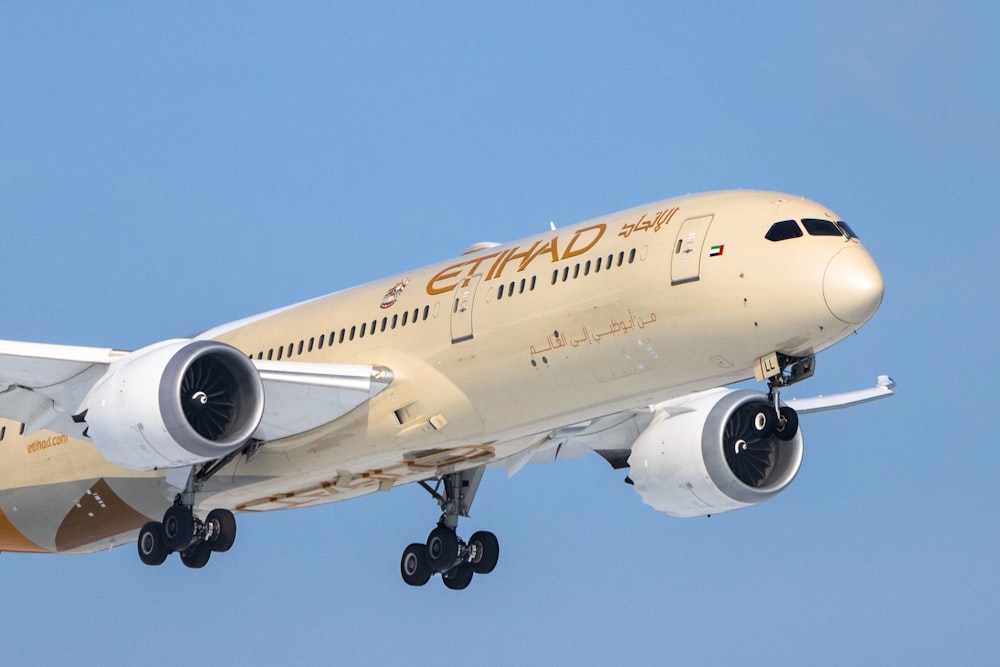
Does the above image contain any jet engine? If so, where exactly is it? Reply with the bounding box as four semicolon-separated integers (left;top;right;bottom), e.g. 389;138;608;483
627;389;803;517
82;339;265;471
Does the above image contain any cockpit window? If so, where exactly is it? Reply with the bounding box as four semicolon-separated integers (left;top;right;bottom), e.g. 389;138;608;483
802;218;843;237
836;220;858;239
765;219;803;242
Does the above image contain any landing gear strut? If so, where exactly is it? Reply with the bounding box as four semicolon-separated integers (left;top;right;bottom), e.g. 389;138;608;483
137;460;239;569
765;353;813;441
400;466;500;590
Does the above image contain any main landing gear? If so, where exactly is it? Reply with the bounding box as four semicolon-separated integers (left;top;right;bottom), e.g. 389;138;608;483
137;461;238;569
400;467;500;590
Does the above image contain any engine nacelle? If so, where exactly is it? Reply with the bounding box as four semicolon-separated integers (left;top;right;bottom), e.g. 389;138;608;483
83;339;265;471
627;389;803;517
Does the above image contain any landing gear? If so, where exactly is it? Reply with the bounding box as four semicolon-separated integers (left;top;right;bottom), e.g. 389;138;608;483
399;467;500;590
765;353;812;440
136;464;239;569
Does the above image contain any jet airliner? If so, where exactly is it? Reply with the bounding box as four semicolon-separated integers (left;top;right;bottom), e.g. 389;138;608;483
0;190;890;589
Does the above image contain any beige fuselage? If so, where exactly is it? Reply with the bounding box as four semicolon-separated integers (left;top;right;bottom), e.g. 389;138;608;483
0;190;877;554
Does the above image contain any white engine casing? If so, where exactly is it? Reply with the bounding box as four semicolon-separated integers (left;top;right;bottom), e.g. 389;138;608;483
83;339;265;471
628;389;803;517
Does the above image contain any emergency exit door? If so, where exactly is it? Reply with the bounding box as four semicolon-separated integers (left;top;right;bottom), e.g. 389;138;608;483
671;215;714;285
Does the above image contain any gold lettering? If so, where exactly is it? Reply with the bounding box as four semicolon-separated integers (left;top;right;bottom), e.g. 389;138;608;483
492;242;541;279
561;224;606;260
427;262;467;296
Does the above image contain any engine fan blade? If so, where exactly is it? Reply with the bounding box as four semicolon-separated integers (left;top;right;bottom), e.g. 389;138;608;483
723;403;777;488
180;356;239;441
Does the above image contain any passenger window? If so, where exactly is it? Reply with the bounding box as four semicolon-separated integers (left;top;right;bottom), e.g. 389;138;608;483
765;220;803;242
802;218;843;237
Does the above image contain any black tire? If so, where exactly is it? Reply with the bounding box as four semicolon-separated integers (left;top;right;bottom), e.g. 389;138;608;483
206;508;237;553
180;541;212;569
775;406;800;441
162;504;194;551
137;522;168;566
751;405;776;439
400;543;432;587
442;562;474;590
426;526;459;572
468;530;500;575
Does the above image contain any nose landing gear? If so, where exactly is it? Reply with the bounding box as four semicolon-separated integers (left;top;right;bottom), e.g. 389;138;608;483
400;467;500;590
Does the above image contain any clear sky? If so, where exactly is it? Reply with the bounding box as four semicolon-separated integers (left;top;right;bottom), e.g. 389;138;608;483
2;3;997;664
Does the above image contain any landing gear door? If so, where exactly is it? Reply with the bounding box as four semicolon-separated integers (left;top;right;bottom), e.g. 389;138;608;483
671;214;714;285
450;274;481;344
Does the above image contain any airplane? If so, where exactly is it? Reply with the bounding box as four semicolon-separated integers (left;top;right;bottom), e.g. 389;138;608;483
0;189;891;590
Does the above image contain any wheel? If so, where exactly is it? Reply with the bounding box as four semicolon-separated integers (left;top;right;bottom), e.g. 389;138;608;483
400;543;432;587
205;508;237;552
442;562;474;590
137;522;168;566
426;526;459;572
179;541;212;569
162;504;194;551
468;530;499;575
775;406;800;441
751;405;776;439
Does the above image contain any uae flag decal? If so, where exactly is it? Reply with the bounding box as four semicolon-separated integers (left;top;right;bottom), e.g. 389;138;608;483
709;244;724;257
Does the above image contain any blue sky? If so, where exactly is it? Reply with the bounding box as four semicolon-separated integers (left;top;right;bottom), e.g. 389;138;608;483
2;3;998;664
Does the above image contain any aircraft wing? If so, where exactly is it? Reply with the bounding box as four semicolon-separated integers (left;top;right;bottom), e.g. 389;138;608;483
0;338;392;458
501;375;896;476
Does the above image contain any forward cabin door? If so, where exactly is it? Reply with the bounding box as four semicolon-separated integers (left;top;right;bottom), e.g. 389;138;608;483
671;214;714;285
450;274;482;343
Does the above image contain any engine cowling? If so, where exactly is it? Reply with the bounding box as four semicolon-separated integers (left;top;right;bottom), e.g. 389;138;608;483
83;339;265;471
627;389;803;517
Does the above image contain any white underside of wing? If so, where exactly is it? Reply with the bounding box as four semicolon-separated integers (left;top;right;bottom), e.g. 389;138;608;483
786;375;896;414
252;361;393;441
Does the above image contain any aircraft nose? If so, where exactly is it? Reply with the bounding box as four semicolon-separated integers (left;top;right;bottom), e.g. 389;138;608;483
823;246;884;324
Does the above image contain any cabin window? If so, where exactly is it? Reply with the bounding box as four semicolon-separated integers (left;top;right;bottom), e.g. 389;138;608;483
765;219;803;242
628;248;636;263
297;341;304;355
360;322;367;338
530;276;536;291
318;334;325;349
267;349;274;360
402;311;409;326
277;346;284;361
423;305;430;320
552;269;559;285
617;251;625;267
308;338;315;352
1;426;5;441
584;260;591;276
381;317;388;332
392;314;398;329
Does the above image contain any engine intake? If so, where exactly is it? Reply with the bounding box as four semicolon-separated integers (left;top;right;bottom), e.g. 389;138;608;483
627;389;803;517
84;339;265;471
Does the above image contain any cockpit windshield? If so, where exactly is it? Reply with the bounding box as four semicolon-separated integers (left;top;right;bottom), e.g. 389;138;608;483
766;218;860;242
765;219;803;242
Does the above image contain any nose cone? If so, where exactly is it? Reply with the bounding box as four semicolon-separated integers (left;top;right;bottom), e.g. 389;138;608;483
823;247;884;324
